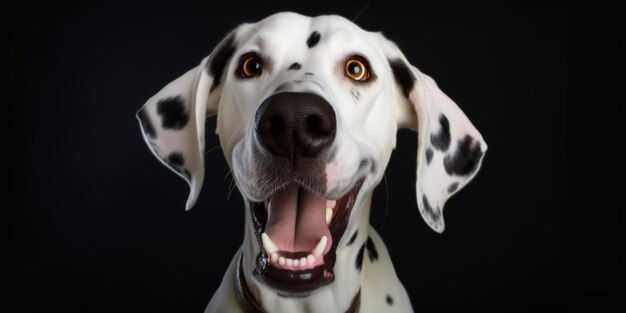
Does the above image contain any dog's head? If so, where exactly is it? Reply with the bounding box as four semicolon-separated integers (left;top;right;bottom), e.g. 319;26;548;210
137;12;486;296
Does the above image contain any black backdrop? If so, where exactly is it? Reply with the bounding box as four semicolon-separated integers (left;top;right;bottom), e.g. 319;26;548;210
12;1;621;312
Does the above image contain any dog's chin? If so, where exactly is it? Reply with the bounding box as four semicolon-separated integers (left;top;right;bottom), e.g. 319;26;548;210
249;178;364;297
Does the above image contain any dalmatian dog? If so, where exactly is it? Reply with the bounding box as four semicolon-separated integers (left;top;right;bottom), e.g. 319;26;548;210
136;12;486;313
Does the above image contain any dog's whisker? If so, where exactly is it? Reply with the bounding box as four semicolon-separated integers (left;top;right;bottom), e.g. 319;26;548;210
205;145;222;155
227;177;239;201
224;169;232;181
352;0;373;22
227;177;234;200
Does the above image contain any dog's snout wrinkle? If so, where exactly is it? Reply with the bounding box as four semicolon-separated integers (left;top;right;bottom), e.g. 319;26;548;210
275;81;301;93
274;79;325;95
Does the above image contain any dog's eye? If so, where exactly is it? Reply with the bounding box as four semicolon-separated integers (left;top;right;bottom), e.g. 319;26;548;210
240;54;263;78
345;58;370;81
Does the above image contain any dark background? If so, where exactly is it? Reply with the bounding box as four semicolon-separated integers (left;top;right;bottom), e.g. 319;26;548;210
12;1;621;312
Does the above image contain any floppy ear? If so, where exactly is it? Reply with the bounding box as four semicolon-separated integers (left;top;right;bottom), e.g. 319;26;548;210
136;32;236;210
379;36;487;233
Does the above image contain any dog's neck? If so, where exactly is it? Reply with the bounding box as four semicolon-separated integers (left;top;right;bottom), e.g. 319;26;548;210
239;191;373;313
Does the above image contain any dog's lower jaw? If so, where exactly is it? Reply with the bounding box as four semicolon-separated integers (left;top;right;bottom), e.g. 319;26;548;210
239;190;374;313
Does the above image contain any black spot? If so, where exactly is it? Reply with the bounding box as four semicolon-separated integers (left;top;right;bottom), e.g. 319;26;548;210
306;31;321;48
355;244;365;271
304;72;314;76
350;89;361;100
422;195;441;222
430;114;451;151
347;231;358;246
365;237;379;261
444;135;483;176
137;108;156;139
388;58;416;98
168;152;185;166
287;63;301;70
157;96;189;129
386;294;394;305
207;32;236;91
448;182;459;193
425;148;433;165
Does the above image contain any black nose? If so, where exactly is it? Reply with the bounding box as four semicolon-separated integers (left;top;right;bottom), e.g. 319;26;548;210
255;92;336;160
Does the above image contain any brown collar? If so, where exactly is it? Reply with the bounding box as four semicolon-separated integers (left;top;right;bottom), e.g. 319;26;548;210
235;254;361;313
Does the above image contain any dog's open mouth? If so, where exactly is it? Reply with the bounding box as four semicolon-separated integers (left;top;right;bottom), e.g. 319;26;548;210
250;179;364;296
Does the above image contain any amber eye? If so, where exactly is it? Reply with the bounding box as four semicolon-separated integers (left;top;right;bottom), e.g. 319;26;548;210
240;54;263;78
345;58;370;81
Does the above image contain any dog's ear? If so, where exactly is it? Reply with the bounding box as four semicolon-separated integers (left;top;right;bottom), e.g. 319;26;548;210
136;32;237;210
377;35;487;233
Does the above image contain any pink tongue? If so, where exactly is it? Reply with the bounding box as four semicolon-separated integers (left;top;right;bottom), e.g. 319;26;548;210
265;184;332;254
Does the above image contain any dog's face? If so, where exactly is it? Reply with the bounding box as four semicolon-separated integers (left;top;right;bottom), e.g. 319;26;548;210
137;12;486;296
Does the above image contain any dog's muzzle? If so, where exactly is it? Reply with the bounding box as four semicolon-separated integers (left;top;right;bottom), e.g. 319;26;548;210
249;92;363;295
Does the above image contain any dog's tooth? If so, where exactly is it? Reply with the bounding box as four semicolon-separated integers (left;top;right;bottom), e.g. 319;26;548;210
279;256;286;265
312;236;328;257
293;259;299;266
286;258;293;266
271;253;279;263
261;233;278;254
326;207;333;225
300;257;307;266
307;254;315;265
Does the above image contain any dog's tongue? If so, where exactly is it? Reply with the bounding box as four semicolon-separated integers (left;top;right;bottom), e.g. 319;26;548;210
265;184;332;254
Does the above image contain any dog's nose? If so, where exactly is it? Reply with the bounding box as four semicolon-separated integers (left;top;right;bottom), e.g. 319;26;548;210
255;92;336;159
